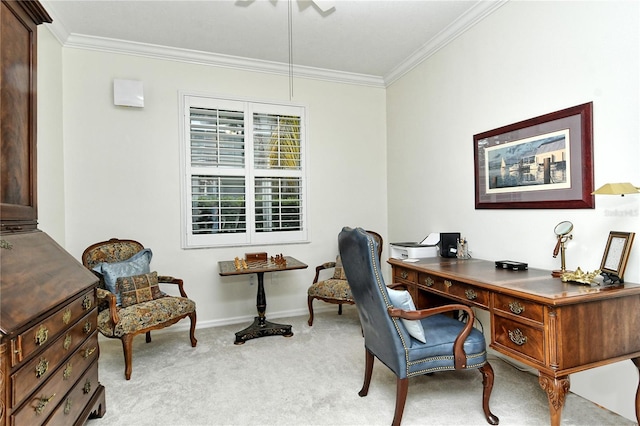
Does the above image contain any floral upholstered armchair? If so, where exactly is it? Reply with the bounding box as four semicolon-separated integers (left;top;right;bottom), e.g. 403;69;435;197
307;230;382;326
82;238;197;380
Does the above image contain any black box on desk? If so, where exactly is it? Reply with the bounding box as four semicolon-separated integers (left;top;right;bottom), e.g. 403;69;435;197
440;232;460;258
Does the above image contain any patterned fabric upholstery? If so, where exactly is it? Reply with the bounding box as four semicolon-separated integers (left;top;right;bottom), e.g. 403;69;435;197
97;296;197;337
307;230;383;326
82;238;197;380
307;278;352;301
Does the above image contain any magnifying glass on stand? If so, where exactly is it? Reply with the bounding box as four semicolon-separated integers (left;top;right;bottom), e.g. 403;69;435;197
551;221;573;277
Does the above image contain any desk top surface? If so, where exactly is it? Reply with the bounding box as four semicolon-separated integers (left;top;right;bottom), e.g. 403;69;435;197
219;256;308;276
388;257;640;305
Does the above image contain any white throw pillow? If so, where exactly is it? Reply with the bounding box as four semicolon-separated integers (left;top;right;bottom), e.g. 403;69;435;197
386;288;426;343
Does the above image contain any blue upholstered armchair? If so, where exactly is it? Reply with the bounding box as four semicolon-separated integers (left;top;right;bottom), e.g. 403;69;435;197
338;227;499;426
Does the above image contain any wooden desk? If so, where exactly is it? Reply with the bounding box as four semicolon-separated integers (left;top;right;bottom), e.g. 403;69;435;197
388;257;640;426
219;256;308;344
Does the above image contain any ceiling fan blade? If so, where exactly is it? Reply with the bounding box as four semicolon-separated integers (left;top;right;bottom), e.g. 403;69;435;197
311;0;335;13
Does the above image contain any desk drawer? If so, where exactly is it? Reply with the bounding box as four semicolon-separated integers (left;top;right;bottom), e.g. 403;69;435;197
493;315;544;364
11;289;95;367
418;273;489;308
45;360;99;426
11;310;97;408
493;293;544;323
394;267;416;283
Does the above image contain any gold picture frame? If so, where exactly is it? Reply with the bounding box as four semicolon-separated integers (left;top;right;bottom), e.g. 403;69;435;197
600;231;635;283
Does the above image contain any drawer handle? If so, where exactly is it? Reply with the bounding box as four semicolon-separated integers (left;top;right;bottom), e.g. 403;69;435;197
83;346;97;359
424;277;434;287
83;379;92;394
400;271;408;279
444;280;453;288
64;398;72;415
35;357;49;378
35;393;56;415
63;362;73;380
62;308;72;325
35;325;49;346
63;334;72;351
465;289;477;300
508;328;528;346
82;294;93;310
509;301;525;315
83;321;93;334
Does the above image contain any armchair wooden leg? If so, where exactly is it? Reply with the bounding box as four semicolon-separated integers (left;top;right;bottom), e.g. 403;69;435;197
121;334;134;380
359;349;374;397
189;311;198;347
338;303;343;315
479;363;499;425
145;331;151;343
307;296;315;326
392;377;409;426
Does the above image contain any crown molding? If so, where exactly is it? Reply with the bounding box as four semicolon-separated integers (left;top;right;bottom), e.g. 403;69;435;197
383;0;509;86
41;0;507;89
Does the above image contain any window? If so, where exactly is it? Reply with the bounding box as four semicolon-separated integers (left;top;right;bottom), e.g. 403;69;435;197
180;94;308;248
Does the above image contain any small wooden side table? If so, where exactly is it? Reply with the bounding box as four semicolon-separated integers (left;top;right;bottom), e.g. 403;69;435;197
219;256;308;344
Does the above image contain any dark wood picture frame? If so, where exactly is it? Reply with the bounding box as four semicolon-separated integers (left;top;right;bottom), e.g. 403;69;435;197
474;102;594;209
600;231;635;283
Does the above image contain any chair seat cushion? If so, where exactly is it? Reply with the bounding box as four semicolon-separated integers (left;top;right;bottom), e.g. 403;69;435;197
307;279;353;301
404;314;487;377
97;296;196;337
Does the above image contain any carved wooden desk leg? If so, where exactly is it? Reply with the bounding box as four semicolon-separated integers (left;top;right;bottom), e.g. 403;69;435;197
539;373;570;426
631;357;640;424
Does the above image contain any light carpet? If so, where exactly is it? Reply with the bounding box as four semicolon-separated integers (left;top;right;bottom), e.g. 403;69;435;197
86;307;634;426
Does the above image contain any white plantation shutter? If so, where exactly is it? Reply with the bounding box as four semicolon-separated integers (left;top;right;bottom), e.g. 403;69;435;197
181;94;308;248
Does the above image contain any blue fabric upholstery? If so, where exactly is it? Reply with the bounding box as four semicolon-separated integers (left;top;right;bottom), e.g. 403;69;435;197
337;227;488;378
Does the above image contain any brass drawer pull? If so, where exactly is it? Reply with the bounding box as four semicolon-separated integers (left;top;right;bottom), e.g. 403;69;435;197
35;357;49;378
444;280;453;288
83;379;92;394
62;308;72;325
82;294;93;310
64;398;72;415
83;347;97;359
424;277;434;287
63;362;73;380
509;301;525;315
63;334;72;351
35;325;49;346
400;270;408;279
465;289;477;300
35;393;56;415
83;321;92;334
508;328;528;346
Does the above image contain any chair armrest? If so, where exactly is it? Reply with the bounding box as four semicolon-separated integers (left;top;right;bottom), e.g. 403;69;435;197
96;288;119;324
388;304;475;370
157;275;189;298
312;262;337;284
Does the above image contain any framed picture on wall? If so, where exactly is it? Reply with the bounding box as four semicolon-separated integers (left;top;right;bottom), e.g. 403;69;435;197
600;231;635;284
473;102;594;209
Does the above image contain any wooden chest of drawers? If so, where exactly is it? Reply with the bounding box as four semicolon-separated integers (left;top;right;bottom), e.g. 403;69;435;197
1;231;106;426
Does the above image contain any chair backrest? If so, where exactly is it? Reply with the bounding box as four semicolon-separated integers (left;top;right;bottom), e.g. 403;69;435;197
82;238;145;287
338;227;409;378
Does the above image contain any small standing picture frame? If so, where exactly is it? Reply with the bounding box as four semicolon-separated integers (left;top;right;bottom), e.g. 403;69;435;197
600;231;635;284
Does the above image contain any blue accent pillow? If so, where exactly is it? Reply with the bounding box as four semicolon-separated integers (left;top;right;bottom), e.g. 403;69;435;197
93;248;153;306
386;287;426;343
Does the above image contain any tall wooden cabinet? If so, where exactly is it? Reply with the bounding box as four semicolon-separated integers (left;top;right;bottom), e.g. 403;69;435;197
1;1;106;425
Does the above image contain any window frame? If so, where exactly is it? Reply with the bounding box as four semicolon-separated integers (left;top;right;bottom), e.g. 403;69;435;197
179;91;309;249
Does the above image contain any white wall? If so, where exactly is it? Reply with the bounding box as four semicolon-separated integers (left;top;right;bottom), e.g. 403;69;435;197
386;0;639;421
47;47;387;327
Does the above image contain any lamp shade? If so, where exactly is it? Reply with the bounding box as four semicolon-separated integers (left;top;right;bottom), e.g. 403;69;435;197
592;182;640;195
